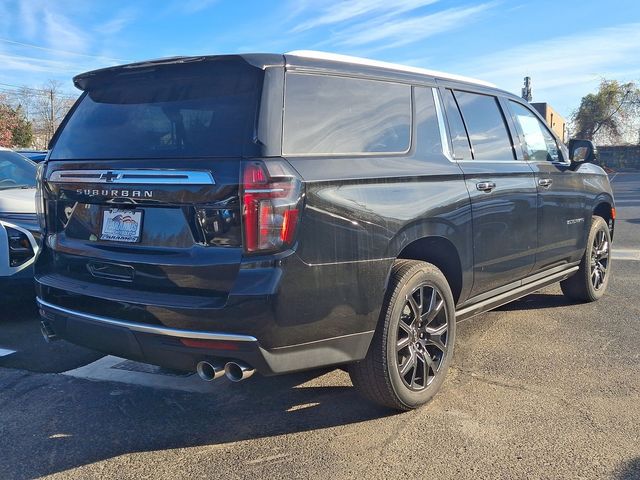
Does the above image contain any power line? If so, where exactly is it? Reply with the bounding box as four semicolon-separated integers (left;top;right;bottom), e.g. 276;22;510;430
0;37;127;63
0;83;78;99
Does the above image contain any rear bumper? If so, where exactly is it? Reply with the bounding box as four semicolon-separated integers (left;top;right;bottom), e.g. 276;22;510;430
37;297;373;375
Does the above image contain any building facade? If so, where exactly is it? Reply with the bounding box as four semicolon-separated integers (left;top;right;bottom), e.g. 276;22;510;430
531;102;567;143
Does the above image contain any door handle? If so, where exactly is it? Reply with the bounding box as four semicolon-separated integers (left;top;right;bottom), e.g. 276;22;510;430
538;178;553;188
476;181;496;192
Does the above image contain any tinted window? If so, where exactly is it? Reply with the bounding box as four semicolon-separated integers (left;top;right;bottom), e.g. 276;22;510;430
509;101;560;162
414;87;443;158
51;60;262;159
283;74;411;155
442;89;472;160
454;91;514;161
0;151;36;189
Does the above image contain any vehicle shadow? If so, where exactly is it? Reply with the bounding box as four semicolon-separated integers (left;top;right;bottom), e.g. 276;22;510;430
0;294;38;321
614;457;640;479
0;366;395;479
0;296;104;373
494;292;576;311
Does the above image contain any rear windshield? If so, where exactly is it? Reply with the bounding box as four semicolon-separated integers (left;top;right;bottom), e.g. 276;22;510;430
50;59;262;160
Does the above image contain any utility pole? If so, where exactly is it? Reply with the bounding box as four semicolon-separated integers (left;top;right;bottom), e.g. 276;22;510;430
522;76;532;102
49;88;54;143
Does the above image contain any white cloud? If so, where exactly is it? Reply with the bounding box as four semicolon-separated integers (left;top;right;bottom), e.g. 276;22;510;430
0;2;130;93
331;3;495;49
174;0;219;14
97;9;137;36
450;22;640;114
292;0;439;32
0;52;80;74
43;10;89;55
17;0;42;40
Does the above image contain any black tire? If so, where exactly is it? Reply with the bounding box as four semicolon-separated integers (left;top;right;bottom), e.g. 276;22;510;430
349;260;456;411
560;216;612;302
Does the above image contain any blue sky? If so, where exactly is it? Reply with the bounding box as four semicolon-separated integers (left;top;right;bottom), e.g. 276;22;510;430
0;0;639;118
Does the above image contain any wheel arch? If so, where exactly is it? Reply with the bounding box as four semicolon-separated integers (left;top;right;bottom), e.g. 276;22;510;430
384;216;473;307
396;236;464;305
592;197;615;239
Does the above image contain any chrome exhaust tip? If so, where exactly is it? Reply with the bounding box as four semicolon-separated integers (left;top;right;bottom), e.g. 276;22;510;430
224;361;255;382
196;361;224;382
40;321;58;343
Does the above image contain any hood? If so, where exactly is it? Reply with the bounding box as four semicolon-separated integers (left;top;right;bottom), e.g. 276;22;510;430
0;188;36;214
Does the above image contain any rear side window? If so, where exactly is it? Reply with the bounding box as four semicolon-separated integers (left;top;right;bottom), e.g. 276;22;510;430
509;101;560;162
454;91;515;161
283;74;411;155
50;60;262;159
442;89;472;160
414;87;443;158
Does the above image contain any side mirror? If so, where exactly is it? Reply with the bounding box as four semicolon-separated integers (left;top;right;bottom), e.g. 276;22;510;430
568;139;597;164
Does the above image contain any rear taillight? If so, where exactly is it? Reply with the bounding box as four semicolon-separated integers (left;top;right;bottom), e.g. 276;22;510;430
241;160;302;253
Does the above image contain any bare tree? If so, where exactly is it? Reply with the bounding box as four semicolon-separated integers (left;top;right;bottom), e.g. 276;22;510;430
32;80;76;147
16;86;35;121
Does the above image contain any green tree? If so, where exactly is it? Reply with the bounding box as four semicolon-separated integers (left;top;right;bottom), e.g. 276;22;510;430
0;95;17;147
10;106;33;147
572;80;640;144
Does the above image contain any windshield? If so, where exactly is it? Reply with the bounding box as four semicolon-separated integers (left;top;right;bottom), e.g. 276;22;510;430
50;59;263;160
0;150;37;190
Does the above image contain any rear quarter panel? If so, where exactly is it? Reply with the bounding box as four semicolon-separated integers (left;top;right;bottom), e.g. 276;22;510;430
279;153;472;341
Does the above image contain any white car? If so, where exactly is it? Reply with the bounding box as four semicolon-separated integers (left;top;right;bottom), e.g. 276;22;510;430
0;147;39;298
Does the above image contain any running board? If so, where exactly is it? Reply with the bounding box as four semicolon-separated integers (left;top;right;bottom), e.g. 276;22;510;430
455;266;579;321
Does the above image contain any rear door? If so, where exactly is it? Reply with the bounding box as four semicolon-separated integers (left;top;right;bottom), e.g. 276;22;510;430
440;87;537;297
506;100;588;271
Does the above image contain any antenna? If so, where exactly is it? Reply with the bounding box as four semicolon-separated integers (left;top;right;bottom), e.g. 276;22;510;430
522;76;532;102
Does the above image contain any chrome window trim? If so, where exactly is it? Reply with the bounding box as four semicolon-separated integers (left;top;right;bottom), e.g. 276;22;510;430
37;298;259;343
48;169;215;185
0;220;40;276
432;87;454;162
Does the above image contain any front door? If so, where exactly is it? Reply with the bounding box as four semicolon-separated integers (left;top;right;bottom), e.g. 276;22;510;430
506;100;588;271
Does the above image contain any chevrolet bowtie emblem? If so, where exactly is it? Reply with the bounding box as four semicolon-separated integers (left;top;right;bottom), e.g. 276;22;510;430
101;171;122;182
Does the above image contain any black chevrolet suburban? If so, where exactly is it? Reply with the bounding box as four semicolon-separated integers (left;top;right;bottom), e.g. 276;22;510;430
35;51;615;410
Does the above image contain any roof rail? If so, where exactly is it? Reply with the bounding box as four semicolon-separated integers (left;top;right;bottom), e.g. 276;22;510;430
286;50;496;88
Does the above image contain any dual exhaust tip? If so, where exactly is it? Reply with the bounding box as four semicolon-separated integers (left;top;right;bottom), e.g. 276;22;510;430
196;360;255;383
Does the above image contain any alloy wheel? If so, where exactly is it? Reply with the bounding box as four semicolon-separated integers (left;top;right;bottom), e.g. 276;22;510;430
590;228;610;290
396;283;449;391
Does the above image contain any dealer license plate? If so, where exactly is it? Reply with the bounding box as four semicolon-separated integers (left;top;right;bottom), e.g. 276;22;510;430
100;208;143;243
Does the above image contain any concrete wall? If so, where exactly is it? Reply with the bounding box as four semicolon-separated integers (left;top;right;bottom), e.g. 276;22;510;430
597;145;640;171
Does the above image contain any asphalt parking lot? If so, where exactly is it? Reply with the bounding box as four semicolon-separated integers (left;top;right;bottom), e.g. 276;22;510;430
0;174;638;480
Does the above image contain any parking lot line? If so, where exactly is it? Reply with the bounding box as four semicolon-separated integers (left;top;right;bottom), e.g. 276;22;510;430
612;249;640;261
